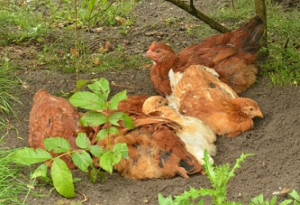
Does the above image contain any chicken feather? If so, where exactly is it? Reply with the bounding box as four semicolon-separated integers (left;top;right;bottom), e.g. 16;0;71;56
146;16;264;95
96;112;204;179
171;65;263;137
143;96;216;165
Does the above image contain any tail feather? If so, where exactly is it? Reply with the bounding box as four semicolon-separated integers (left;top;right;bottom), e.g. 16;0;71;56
231;16;264;53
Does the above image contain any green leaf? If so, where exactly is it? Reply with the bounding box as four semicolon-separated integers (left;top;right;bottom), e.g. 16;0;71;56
229;153;254;177
89;166;98;183
80;111;107;127
113;143;128;159
108;126;120;136
198;188;215;197
270;195;277;205
96;129;109;140
72;150;92;172
99;144;127;174
69;91;106;110
44;137;71;153
89;167;106;183
88;0;96;11
51;158;75;198
99;151;114;174
12;148;52;165
108;112;123;126
250;194;264;205
108;90;127;110
202;150;215;180
76;133;91;149
76;79;90;90
90;145;106;157
289;190;300;201
31;163;48;179
158;193;174;205
121;113;134;129
88;78;110;101
279;200;293;205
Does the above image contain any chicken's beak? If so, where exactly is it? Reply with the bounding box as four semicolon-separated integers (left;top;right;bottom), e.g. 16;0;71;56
145;50;151;58
256;110;264;118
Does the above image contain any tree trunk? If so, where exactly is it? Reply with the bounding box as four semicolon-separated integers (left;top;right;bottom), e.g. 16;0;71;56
164;0;230;33
254;0;267;45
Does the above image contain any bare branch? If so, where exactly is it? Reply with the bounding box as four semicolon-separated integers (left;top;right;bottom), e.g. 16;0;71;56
165;0;230;33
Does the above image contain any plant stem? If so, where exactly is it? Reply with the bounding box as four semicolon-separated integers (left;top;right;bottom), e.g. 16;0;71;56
74;0;79;80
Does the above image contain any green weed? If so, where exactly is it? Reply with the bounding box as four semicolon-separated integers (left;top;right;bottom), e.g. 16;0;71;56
158;151;253;205
12;78;133;198
158;151;300;205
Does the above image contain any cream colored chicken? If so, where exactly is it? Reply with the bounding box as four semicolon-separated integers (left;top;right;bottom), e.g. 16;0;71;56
142;96;216;165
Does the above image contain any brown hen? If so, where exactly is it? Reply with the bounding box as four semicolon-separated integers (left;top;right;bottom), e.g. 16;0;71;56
96;112;203;179
170;65;263;137
142;96;217;165
28;89;93;168
146;16;264;96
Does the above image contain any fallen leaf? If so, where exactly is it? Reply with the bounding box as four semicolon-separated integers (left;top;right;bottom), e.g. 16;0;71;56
91;57;102;66
273;187;290;195
115;16;127;25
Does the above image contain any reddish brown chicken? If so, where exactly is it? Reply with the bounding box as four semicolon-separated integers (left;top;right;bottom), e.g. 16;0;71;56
96;112;204;179
169;65;263;137
117;95;149;113
146;16;264;96
28;89;93;168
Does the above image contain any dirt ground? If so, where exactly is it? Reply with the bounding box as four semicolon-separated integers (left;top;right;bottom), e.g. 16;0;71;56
1;0;300;204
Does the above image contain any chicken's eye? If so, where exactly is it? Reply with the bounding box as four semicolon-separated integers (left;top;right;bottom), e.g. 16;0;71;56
156;50;161;53
249;108;254;111
158;101;162;104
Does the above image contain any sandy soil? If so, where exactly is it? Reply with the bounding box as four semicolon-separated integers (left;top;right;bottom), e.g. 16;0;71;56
1;0;299;204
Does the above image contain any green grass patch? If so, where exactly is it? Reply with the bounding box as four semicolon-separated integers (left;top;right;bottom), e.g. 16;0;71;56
0;149;31;205
262;2;300;86
0;60;21;129
0;2;48;45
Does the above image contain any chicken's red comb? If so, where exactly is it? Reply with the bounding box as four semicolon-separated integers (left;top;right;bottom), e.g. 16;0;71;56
149;42;157;51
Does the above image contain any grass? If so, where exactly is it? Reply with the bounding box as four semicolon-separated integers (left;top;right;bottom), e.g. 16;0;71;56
262;2;300;86
0;149;31;205
0;0;143;73
0;2;48;45
0;60;21;129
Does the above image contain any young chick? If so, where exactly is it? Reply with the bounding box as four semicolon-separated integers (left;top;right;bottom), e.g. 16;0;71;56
96;112;204;179
172;65;263;137
142;96;217;165
146;16;264;95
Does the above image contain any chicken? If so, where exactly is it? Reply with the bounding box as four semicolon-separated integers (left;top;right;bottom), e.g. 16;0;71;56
117;95;148;113
142;96;216;165
146;16;264;96
96;112;204;179
168;65;238;111
28;89;93;168
169;65;263;137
